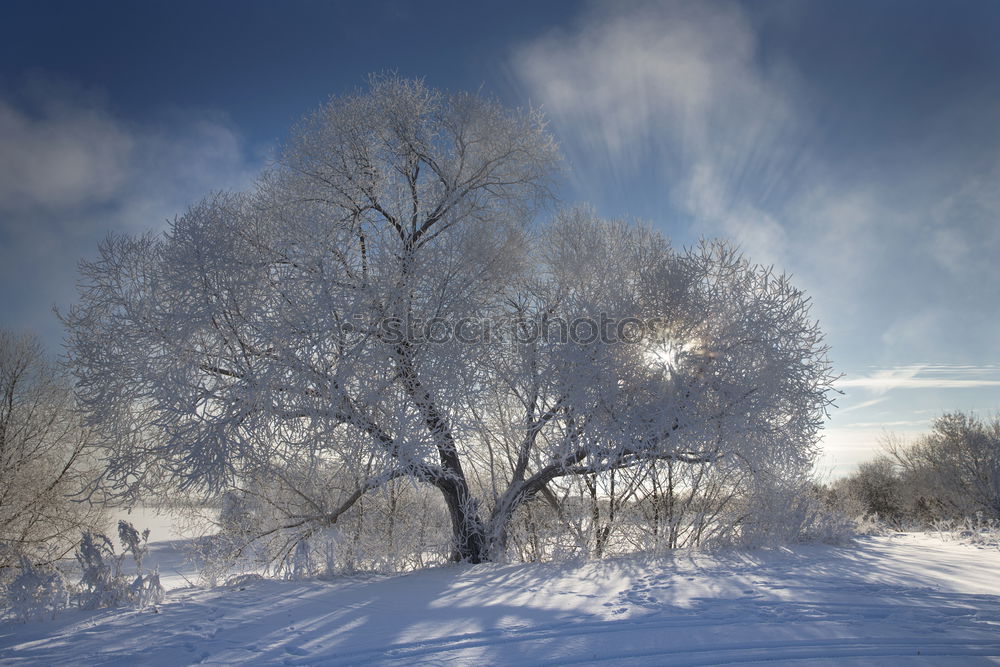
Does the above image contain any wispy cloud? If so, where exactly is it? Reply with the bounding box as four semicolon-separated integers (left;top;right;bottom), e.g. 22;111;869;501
815;425;905;478
839;420;934;429
838;365;1000;393
837;396;890;415
511;0;1000;370
0;88;133;213
511;1;801;266
0;80;264;348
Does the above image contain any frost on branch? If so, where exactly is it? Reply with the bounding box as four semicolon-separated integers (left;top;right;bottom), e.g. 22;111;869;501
63;77;836;565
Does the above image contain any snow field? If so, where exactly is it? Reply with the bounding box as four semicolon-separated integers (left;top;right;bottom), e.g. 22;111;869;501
2;533;999;665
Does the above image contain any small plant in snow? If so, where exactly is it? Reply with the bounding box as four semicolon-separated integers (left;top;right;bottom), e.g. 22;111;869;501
118;520;149;569
5;556;69;622
118;520;164;607
74;521;163;611
129;570;164;608
75;531;126;610
289;539;312;580
932;514;1000;549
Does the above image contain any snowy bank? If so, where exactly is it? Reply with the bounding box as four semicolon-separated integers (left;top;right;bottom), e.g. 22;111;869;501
2;533;999;665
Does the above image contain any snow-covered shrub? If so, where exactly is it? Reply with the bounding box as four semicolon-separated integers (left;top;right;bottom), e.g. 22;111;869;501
75;531;126;610
709;479;856;549
117;520;164;607
485;458;844;562
893;413;1000;521
842;457;907;528
852;513;894;536
74;522;163;610
619;460;748;554
4;556;69;622
503;489;588;563
2;521;162;622
193;490;263;586
129;570;165;608
794;500;859;545
498;461;739;562
932;514;1000;549
196;465;453;583
118;520;149;569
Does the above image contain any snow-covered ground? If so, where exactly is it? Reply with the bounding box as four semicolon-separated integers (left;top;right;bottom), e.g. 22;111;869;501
2;533;1000;665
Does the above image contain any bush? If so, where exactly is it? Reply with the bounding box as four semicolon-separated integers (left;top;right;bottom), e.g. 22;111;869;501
710;479;857;548
75;522;163;611
5;556;69;622
4;520;164;621
931;514;1000;549
195;467;453;584
847;456;905;528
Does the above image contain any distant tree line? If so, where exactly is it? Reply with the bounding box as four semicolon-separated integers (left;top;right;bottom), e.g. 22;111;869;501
820;412;1000;528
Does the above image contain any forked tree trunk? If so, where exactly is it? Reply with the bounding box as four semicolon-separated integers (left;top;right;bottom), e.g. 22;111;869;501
437;478;489;563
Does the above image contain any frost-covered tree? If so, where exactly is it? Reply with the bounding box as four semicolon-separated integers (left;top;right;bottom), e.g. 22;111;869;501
849;455;905;526
0;331;104;571
64;76;836;563
890;412;1000;520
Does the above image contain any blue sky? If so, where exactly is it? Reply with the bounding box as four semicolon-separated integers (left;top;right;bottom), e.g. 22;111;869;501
2;0;999;476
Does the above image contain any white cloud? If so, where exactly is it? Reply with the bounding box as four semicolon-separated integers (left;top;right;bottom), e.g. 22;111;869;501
837;396;890;415
512;0;1000;376
840;420;936;429
511;1;803;248
925;161;1000;282
814;425;909;478
510;0;885;335
682;161;790;267
838;365;1000;393
115;111;260;232
0;93;133;212
513;1;757;162
0;82;264;348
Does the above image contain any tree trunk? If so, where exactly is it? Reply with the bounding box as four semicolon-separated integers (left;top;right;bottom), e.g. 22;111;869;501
438;478;488;562
393;335;490;562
